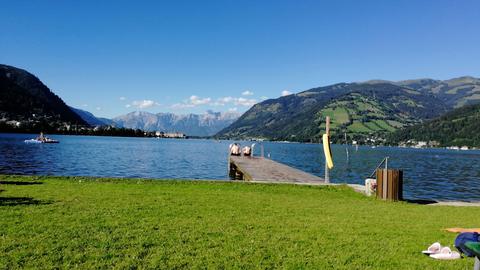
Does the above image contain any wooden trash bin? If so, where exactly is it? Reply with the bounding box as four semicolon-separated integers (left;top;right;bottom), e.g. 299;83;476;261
376;169;403;201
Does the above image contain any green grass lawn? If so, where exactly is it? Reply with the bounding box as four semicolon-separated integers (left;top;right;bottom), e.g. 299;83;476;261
1;175;479;269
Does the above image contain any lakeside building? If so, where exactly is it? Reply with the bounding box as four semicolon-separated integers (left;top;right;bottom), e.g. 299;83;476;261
399;140;441;148
6;120;21;127
164;132;186;139
155;131;186;139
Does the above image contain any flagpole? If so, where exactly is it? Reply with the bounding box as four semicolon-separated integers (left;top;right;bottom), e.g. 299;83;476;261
325;116;330;183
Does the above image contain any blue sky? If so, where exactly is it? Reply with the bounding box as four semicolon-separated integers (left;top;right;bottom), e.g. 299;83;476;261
1;0;479;118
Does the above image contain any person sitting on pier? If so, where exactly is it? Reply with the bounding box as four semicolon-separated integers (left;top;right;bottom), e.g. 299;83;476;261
243;146;251;156
230;143;241;156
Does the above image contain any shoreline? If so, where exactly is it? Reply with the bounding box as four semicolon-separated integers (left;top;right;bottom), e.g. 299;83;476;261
2;132;480;150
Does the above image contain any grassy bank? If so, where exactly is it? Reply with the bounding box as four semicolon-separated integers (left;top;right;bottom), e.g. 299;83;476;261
0;175;478;269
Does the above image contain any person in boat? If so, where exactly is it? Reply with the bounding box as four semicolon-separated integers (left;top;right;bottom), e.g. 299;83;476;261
36;132;46;142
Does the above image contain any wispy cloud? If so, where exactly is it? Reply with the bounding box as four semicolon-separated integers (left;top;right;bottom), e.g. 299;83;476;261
130;100;158;109
214;97;234;106
213;96;257;107
234;97;257;107
171;95;212;109
228;107;238;112
96;107;102;111
189;95;211;105
281;90;292;96
241;90;254;96
125;104;131;108
119;96;126;101
171;103;194;109
171;94;258;110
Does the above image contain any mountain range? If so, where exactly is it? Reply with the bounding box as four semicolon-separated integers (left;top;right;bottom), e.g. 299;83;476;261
2;63;480;144
69;107;239;137
216;77;480;142
395;76;480;108
0;64;86;126
388;103;480;147
0;64;239;136
72;109;239;137
70;107;115;126
111;111;240;137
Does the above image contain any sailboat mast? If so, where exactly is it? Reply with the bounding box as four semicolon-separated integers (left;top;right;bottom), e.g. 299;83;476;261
345;133;349;159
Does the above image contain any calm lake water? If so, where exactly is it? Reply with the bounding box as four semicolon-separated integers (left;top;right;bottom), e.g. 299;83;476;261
1;133;479;202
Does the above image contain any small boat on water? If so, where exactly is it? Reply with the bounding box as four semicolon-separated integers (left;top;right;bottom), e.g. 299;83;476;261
24;138;59;144
24;132;59;144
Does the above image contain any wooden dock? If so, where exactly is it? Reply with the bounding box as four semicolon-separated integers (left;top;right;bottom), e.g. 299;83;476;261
229;156;325;184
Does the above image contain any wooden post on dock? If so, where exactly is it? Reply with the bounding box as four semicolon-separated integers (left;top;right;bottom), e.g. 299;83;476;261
376;168;403;201
325;116;330;183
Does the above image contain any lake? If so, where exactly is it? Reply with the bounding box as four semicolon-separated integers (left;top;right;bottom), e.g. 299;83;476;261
1;133;479;202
